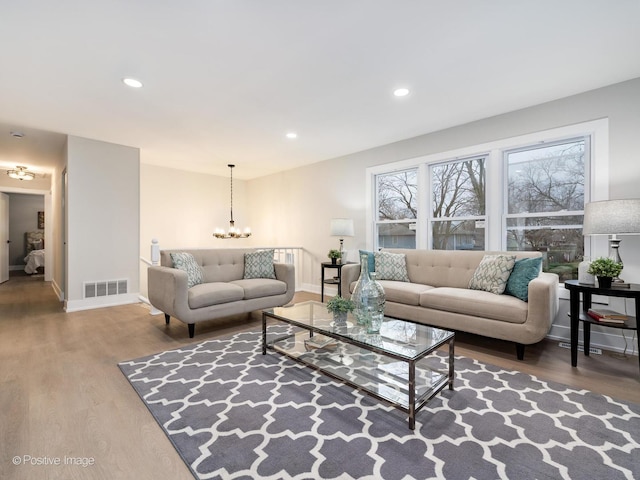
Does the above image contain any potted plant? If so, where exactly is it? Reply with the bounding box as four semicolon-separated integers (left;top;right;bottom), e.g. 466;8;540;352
326;296;355;324
587;257;623;289
328;249;342;265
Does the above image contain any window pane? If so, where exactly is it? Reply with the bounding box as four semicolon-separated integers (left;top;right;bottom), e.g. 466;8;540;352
377;170;417;221
507;140;585;214
377;223;416;249
432;220;485;250
432;157;486;217
506;215;584;282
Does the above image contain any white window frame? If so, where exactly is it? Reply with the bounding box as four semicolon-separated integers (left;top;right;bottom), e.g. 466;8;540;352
365;119;609;267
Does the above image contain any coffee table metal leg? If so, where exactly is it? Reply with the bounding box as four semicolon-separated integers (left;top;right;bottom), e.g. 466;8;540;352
449;337;455;390
262;312;267;355
408;360;416;430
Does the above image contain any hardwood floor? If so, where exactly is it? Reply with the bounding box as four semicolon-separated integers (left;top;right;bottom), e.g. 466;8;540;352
1;275;638;479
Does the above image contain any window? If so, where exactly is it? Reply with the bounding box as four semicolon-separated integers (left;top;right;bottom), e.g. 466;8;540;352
375;169;417;248
430;155;487;250
505;138;587;281
366;119;606;283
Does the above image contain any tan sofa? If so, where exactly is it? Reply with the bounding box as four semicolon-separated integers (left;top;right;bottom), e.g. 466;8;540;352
341;249;558;359
148;248;295;338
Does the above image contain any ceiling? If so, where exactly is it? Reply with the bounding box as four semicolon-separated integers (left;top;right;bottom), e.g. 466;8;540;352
1;1;639;180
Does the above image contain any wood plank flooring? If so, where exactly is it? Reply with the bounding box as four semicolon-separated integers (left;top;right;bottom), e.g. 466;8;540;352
1;274;638;479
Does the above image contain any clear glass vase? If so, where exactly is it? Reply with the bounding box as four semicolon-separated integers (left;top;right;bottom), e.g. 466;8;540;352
351;253;371;326
351;254;386;332
364;273;385;334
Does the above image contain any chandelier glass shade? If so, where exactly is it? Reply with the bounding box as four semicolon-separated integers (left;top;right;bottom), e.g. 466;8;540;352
7;166;35;181
213;164;251;239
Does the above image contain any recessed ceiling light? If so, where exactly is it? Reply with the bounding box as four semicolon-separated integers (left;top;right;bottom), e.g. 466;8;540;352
393;88;410;97
286;132;297;139
10;131;25;138
122;78;143;88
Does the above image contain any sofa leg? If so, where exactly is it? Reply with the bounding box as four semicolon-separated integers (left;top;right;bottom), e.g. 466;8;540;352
188;324;195;338
164;313;170;325
516;343;525;360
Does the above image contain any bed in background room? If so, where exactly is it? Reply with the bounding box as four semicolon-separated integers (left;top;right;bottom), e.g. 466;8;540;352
24;231;45;274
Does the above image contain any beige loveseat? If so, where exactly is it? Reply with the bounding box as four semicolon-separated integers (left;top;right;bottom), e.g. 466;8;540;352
341;249;558;359
148;248;295;338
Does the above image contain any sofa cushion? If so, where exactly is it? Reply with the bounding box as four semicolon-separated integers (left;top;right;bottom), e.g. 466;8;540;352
377;280;435;306
244;249;276;279
188;282;244;309
420;287;528;324
170;252;203;288
468;254;517;295
375;251;410;282
505;257;542;302
231;278;287;300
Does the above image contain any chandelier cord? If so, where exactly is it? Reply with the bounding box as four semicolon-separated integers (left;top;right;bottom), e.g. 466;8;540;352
229;164;234;226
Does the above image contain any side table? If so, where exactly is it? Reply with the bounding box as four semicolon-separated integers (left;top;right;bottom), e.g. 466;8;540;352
564;279;640;372
320;261;354;302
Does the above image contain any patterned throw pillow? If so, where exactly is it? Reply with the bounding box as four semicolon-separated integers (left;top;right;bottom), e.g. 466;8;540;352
505;256;542;302
469;254;517;295
170;252;203;288
374;251;410;282
244;249;276;279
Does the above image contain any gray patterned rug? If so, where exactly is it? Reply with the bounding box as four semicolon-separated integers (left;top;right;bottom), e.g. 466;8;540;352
119;328;640;480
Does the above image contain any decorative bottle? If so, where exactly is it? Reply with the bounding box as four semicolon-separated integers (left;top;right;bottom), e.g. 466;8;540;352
364;272;386;334
351;253;371;326
578;257;595;285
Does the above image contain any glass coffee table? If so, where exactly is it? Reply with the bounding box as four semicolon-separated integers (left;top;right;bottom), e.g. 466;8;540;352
262;301;455;429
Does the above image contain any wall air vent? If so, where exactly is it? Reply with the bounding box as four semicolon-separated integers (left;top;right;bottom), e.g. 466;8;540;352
83;279;129;298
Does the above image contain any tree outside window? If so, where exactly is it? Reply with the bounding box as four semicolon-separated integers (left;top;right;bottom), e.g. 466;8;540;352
376;169;417;248
431;156;486;250
506;138;586;281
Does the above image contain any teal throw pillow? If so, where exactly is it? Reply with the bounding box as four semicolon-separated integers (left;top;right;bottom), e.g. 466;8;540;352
359;249;375;273
469;254;517;295
505;256;542;302
244;249;276;279
374;251;410;282
170;252;203;288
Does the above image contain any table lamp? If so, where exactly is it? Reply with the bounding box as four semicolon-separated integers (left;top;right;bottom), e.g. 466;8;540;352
330;218;354;262
583;199;640;284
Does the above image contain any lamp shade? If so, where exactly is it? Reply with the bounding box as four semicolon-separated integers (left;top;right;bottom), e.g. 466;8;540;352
583;199;640;235
330;218;354;237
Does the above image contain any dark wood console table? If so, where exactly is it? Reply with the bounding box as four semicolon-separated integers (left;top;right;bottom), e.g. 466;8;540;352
564;279;640;373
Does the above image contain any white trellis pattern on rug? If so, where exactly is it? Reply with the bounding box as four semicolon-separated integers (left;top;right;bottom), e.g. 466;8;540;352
119;329;640;480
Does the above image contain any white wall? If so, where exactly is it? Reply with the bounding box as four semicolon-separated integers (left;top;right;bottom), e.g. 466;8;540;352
65;136;140;311
139;163;251;298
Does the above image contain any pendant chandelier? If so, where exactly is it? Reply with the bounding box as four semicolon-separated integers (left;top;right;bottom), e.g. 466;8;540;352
214;164;252;239
7;165;35;181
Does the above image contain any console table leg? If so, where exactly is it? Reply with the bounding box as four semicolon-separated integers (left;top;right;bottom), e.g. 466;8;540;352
569;291;580;367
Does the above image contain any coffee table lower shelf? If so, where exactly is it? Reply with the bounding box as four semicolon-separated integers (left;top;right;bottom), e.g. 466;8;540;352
264;329;454;429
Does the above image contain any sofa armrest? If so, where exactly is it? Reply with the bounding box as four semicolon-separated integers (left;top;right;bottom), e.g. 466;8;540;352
274;262;296;301
526;271;560;337
148;265;189;318
340;264;361;299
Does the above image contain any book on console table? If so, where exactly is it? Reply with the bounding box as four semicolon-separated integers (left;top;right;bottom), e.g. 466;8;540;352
586;308;628;324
